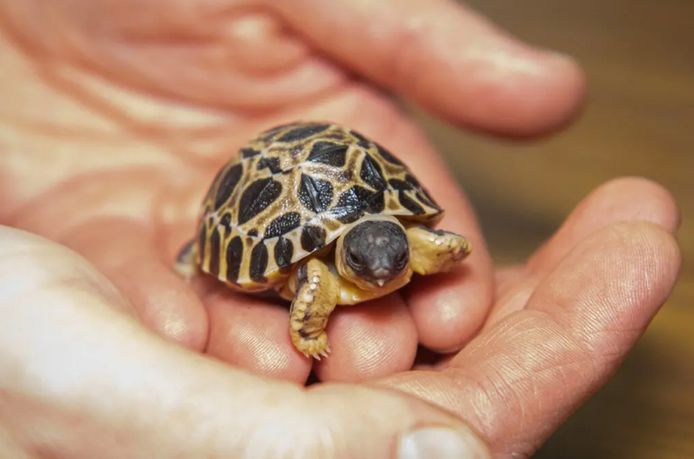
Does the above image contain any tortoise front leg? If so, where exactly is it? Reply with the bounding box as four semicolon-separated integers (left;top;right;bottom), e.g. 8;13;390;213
406;225;471;275
288;258;339;359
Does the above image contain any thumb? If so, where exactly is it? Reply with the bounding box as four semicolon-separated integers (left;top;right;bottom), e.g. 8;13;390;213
269;0;585;136
0;225;489;459
304;384;491;459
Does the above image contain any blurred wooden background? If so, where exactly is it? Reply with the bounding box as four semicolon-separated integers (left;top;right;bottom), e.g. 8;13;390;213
419;0;694;457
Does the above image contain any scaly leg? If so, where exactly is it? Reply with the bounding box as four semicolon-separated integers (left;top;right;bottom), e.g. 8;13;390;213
406;225;471;275
288;258;339;359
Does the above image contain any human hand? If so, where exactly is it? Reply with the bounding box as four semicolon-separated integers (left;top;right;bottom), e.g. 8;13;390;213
0;225;492;459
1;0;584;382
377;178;682;457
0;179;680;458
0;3;682;457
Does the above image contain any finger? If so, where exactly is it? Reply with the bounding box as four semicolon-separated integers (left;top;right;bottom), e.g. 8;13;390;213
292;89;495;352
528;177;680;272
59;217;209;351
203;286;417;384
3;2;346;112
373;108;494;352
314;294;418;382
203;282;312;384
270;0;585;136
378;221;681;456
489;177;680;325
0;226;491;459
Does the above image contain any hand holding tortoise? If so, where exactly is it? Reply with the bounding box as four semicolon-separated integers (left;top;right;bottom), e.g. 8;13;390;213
1;0;583;382
0;0;681;457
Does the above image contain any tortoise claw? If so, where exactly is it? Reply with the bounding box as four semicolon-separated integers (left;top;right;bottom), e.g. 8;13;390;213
305;347;332;361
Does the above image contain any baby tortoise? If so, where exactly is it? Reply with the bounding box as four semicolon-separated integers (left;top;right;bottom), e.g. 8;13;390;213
176;121;471;359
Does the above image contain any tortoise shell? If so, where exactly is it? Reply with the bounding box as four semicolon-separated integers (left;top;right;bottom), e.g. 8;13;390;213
194;121;443;290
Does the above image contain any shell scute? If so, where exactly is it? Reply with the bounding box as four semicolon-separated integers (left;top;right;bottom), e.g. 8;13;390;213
307;141;348;167
237;178;283;225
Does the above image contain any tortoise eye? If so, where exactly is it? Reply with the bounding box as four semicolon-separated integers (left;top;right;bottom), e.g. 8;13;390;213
347;251;364;271
395;251;409;270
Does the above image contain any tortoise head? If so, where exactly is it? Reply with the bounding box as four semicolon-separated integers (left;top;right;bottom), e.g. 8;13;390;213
336;216;412;291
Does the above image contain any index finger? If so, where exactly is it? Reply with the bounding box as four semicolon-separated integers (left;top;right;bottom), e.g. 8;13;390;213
269;0;585;136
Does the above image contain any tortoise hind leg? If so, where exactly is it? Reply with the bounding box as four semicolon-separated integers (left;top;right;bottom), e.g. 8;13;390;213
406;225;471;275
289;258;339;359
174;239;197;279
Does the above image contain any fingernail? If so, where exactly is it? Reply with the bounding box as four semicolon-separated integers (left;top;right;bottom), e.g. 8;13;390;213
398;426;491;459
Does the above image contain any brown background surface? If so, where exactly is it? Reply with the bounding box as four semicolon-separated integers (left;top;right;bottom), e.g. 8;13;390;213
420;0;694;457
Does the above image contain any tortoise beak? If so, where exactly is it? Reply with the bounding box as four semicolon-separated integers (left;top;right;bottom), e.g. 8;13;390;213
370;266;392;288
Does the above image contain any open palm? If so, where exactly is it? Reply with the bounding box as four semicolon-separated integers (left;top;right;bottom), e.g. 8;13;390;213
0;0;680;457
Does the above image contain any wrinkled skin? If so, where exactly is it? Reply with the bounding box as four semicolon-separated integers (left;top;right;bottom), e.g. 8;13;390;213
0;0;682;458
